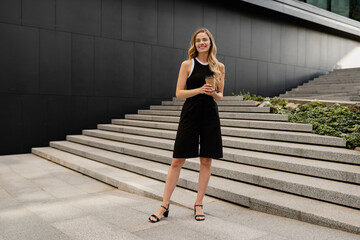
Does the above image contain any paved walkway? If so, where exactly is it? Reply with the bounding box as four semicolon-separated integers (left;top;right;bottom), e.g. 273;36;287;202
0;154;359;240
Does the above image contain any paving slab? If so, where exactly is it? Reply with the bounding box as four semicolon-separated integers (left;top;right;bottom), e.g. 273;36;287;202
1;154;360;239
32;146;360;234
52;215;142;240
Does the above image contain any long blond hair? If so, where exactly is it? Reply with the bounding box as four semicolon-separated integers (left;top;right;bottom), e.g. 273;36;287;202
188;28;222;89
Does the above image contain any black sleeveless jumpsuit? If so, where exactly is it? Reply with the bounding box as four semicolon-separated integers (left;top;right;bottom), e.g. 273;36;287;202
173;57;223;159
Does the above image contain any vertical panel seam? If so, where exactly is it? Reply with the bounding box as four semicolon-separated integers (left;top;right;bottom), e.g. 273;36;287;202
100;0;103;37
38;29;41;93
55;0;57;30
21;0;23;25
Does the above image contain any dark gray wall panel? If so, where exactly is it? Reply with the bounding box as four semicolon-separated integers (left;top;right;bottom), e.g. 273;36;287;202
151;46;183;98
203;5;217;39
0;0;21;24
134;43;152;98
340;38;349;57
257;62;268;97
174;1;203;49
306;30;321;69
294;66;311;86
285;65;295;91
56;0;101;35
236;59;258;94
327;35;341;68
223;56;236;96
240;14;252;59
217;55;225;65
0;24;39;94
46;95;72;141
94;38;134;97
22;0;55;29
1;0;360;155
122;0;157;44
181;49;188;61
22;95;48;150
158;0;174;47
297;28;306;66
281;24;298;66
216;8;240;57
39;30;71;94
251;18;271;61
101;0;122;39
271;23;281;63
268;63;286;97
71;34;95;96
66;96;88;133
0;95;23;155
109;97;148;119
320;33;328;70
87;96;109;128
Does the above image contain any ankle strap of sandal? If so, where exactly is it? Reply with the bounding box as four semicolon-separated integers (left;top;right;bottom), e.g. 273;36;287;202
194;204;203;208
161;205;169;210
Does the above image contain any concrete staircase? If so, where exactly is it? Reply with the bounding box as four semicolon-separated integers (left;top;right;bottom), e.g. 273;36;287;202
280;68;360;101
32;96;360;234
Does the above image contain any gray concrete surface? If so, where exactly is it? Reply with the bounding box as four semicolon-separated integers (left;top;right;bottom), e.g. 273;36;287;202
1;154;359;240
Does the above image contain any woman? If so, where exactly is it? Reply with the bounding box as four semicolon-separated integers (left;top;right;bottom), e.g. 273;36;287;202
149;28;225;222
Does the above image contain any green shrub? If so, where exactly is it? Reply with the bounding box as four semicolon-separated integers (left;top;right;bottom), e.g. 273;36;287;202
236;91;264;102
234;92;360;149
278;100;360;149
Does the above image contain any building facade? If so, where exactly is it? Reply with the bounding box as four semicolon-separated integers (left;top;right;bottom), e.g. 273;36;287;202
1;0;360;155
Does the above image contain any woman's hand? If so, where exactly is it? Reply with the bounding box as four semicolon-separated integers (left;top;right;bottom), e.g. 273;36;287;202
201;83;223;100
198;84;214;95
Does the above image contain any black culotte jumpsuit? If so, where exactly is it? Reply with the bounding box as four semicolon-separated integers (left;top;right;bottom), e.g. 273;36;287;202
173;58;223;159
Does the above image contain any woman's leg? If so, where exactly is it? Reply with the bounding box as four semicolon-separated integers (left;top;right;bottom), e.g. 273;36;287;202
150;158;185;221
195;157;212;220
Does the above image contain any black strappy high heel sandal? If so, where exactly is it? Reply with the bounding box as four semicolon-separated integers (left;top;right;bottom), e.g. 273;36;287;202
194;204;205;221
149;204;170;223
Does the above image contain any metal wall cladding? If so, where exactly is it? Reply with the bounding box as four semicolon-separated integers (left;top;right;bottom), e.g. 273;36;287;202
0;0;359;154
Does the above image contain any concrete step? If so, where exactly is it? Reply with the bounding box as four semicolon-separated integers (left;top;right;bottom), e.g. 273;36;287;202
149;105;271;113
291;88;360;94
302;82;360;88
124;114;313;132
137;109;289;121
96;124;359;164
162;100;257;106
32;146;360;234
319;72;360;76
111;119;345;147
281;95;359;102
323;73;360;77
281;92;358;98
222;135;360;165
30;147;213;209
82;129;360;183
48;139;360;209
332;67;360;72
137;109;288;121
307;79;360;85
172;96;244;101
281;92;360;97
317;76;360;80
297;86;360;92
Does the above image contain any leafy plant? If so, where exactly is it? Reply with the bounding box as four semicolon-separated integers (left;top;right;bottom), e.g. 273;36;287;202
237;91;264;102
234;92;360;149
277;100;360;149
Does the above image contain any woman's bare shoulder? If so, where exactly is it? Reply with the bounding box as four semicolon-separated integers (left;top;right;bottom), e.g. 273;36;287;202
181;59;192;67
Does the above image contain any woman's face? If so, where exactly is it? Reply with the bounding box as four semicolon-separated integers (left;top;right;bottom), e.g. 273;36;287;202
195;32;211;53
